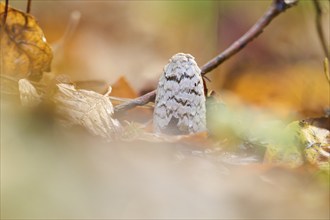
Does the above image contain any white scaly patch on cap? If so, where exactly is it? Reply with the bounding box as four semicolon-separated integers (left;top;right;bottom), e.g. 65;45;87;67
153;53;206;135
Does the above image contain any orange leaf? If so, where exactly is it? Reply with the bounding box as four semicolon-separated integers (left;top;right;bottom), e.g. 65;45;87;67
111;76;153;123
111;76;137;98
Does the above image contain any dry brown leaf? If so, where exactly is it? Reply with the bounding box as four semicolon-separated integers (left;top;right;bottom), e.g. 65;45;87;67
111;76;137;98
175;132;211;148
54;83;121;140
0;2;53;81
112;76;153;123
18;78;41;107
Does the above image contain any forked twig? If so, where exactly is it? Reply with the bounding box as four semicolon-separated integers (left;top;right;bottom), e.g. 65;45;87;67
201;0;297;75
114;0;298;113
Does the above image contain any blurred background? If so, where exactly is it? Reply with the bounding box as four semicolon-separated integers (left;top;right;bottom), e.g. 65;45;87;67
1;0;330;219
8;0;330;117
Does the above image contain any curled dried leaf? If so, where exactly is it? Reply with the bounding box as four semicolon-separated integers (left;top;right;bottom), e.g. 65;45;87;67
0;2;53;81
301;122;330;170
18;78;41;107
264;120;330;169
54;84;121;140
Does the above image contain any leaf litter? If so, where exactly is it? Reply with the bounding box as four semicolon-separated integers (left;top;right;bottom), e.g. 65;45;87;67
1;2;329;219
2;0;327;168
54;83;121;140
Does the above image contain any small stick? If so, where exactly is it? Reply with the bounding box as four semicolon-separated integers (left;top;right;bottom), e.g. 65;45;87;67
114;90;156;113
26;0;31;14
114;0;297;113
312;0;329;58
324;58;330;85
2;0;9;26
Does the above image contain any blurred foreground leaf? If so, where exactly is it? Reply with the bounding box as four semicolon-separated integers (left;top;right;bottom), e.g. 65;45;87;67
264;121;304;168
0;2;53;81
207;95;290;147
1;101;329;219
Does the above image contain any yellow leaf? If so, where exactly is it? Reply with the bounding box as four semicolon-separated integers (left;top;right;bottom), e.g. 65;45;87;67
0;2;53;81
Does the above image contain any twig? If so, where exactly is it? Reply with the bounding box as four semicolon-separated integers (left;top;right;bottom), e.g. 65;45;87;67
201;0;297;75
114;0;297;113
109;96;154;108
114;90;156;113
312;0;329;58
2;0;9;26
26;0;31;14
324;57;330;85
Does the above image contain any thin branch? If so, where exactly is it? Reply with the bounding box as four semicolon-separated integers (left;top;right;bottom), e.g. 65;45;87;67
324;57;330;85
312;0;329;58
114;0;298;113
109;96;154;108
114;90;156;113
201;0;297;75
2;0;9;26
26;0;31;14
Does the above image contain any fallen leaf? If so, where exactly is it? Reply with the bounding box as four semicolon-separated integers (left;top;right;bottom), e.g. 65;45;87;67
111;76;137;98
300;121;330;170
111;76;153;123
18;78;41;107
54;83;121;140
175;132;211;148
0;2;53;81
264;119;330;169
